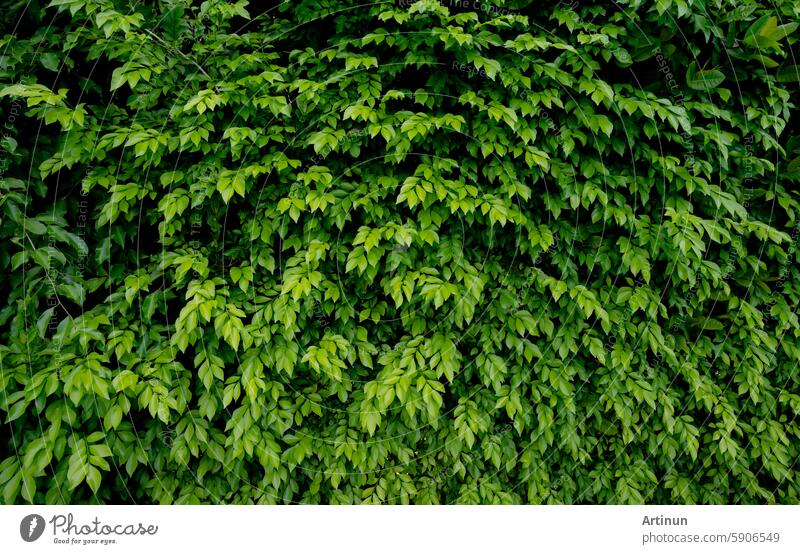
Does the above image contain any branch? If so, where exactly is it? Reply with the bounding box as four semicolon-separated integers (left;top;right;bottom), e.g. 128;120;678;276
144;29;213;81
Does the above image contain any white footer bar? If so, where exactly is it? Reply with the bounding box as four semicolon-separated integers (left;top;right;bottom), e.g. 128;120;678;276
2;505;797;553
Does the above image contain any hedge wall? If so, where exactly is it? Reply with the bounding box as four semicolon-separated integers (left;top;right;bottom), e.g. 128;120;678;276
1;0;799;504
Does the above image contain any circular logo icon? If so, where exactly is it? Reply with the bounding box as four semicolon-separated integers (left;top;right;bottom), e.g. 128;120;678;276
20;514;45;542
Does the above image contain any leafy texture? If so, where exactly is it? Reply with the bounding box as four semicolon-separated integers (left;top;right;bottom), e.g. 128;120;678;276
1;0;799;504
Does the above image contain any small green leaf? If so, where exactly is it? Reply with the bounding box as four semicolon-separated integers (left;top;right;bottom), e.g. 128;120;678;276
36;307;55;339
686;62;725;91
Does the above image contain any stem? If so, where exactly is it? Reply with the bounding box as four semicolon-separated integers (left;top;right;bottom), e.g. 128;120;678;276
24;232;75;320
144;29;213;81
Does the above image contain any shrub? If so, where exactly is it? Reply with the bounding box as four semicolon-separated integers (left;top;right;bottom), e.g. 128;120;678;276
1;0;799;504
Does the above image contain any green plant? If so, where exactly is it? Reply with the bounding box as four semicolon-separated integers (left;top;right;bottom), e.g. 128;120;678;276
1;0;799;504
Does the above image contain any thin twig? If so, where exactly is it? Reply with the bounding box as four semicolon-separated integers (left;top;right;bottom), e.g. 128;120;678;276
144;29;213;81
23;232;75;320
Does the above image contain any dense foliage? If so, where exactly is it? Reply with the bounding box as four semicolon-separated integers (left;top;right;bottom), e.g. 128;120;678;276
1;0;799;504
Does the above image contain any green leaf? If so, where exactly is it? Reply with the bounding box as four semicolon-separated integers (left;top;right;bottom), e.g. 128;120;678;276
686;62;725;91
777;64;800;83
36;307;55;339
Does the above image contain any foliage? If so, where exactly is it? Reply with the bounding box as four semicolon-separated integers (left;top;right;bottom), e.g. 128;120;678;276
1;0;799;504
